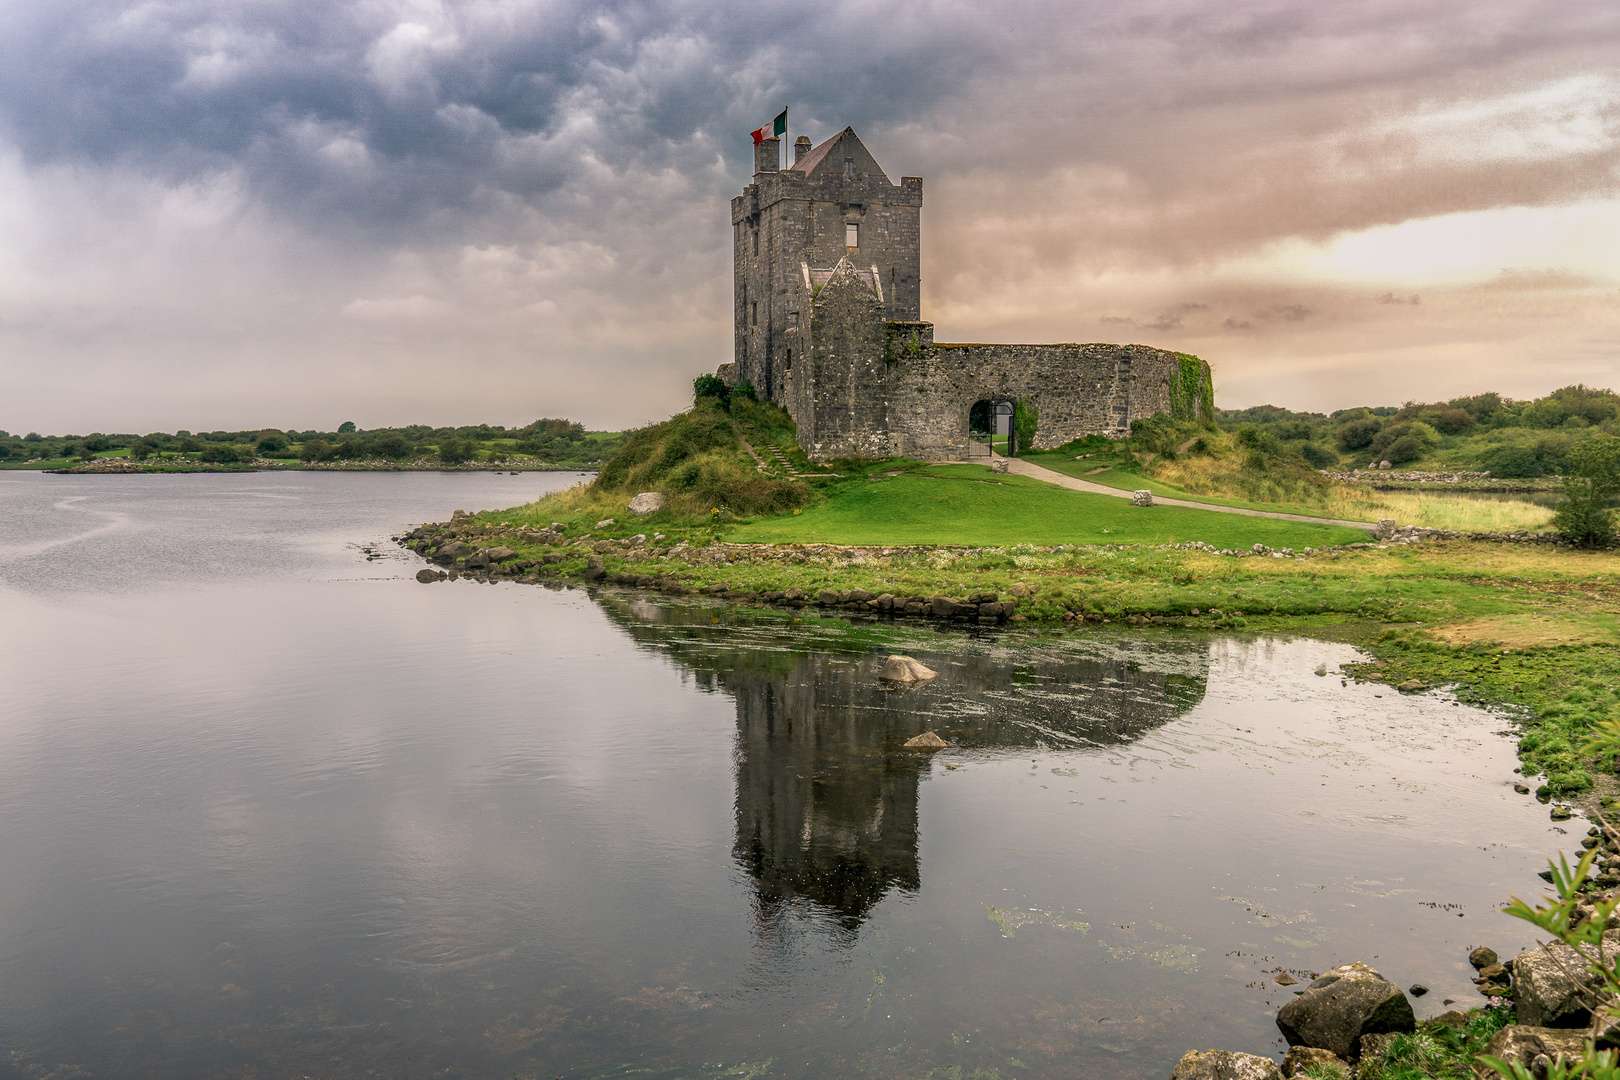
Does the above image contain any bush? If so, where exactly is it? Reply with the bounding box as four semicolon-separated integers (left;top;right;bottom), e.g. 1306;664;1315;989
200;444;241;463
129;442;153;461
1383;436;1423;465
693;374;729;407
1300;442;1337;469
438;437;477;464
1431;407;1474;434
1014;397;1038;455
256;435;287;455
337;421;357;434
1552;434;1620;547
1336;418;1382;450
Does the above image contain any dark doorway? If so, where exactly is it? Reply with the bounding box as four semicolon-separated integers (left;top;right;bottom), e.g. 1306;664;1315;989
968;400;1015;458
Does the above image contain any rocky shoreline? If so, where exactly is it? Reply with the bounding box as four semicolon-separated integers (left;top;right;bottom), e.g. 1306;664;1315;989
1171;816;1620;1080
391;512;1591;627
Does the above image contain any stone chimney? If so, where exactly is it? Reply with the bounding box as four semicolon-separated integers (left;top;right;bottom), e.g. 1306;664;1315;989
753;136;779;175
794;136;811;165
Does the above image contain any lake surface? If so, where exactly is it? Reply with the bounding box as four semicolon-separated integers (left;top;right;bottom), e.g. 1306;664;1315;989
0;471;1569;1080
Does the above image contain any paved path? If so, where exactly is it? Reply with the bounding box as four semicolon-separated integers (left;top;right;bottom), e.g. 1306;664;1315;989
964;452;1378;533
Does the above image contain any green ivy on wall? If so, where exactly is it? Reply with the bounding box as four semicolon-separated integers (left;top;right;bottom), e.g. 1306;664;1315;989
1014;397;1039;454
1170;353;1215;422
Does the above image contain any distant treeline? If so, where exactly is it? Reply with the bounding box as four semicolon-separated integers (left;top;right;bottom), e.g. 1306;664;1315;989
0;418;623;466
1215;384;1620;477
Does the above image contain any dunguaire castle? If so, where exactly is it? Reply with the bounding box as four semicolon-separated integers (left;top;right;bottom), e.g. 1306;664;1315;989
716;127;1214;461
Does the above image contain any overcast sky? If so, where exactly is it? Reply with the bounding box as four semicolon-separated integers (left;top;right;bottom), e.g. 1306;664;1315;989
1;0;1617;433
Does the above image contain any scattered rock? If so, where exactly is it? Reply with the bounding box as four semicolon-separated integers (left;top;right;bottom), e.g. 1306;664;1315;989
1279;1046;1346;1078
903;731;948;750
1434;1010;1469;1029
1275;961;1416;1060
595;518;616;529
1512;932;1620;1027
1551;806;1573;821
1397;679;1426;693
415;568;440;583
1409;984;1429;996
484;546;516;562
628;493;666;516
878;655;939;682
1481;1026;1587;1074
583;556;606;581
1168;1049;1283;1080
1275;973;1298;986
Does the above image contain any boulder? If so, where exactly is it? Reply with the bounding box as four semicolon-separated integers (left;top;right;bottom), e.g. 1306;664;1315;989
903;731;948;750
1275;961;1415;1060
818;590;841;605
930;596;957;617
1513;933;1620;1027
415;568;440;583
879;655;938;682
628;493;666;516
1471;946;1500;969
1132;489;1154;507
1480;1025;1587;1075
582;556;606;581
484;546;516;562
438;541;471;560
595;518;616;529
1280;1046;1347;1078
1168;1049;1282;1080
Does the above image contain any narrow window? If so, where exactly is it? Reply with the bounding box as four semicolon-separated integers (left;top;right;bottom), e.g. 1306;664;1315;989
846;223;859;247
752;230;759;256
751;301;757;327
785;350;793;371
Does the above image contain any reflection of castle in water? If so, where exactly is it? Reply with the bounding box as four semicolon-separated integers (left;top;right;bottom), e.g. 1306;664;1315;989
596;596;1209;930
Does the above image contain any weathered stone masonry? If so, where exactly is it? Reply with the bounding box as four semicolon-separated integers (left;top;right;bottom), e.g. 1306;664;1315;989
720;127;1213;461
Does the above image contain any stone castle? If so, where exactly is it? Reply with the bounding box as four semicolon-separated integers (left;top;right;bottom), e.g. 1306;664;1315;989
717;127;1214;461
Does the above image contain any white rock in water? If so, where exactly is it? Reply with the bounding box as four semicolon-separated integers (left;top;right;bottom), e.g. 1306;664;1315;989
879;655;938;682
903;731;948;750
628;492;666;516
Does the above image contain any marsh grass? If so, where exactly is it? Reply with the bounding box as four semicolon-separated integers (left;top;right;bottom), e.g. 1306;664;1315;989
1121;448;1554;531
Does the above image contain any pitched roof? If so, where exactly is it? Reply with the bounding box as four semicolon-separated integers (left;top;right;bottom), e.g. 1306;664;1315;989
789;127;890;182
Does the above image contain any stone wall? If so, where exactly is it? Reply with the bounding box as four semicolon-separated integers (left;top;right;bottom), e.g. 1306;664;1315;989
791;306;1213;460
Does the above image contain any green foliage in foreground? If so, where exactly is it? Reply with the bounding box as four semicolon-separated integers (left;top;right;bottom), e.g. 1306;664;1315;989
1480;850;1620;1080
726;464;1368;548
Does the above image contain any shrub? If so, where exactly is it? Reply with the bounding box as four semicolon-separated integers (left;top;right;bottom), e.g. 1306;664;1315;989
1300;442;1337;469
1551;434;1620;548
337;421;357;434
129;441;153;461
731;380;757;403
256;435;287;454
437;437;477;464
200;444;240;463
1383;436;1424;464
1014;397;1038;455
693;374;730;407
1431;407;1474;434
1336;418;1382;450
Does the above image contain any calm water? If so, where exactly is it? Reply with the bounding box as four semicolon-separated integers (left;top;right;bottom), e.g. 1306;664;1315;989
0;471;1568;1080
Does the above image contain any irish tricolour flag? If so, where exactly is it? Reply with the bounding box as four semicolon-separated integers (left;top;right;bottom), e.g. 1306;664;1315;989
751;109;786;145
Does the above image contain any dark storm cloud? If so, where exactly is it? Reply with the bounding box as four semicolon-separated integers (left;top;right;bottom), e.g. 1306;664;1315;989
1;0;1618;429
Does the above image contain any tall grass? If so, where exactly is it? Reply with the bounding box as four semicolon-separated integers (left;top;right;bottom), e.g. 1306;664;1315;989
1145;437;1555;530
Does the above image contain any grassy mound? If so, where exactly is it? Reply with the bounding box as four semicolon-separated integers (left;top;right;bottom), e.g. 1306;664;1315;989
500;399;812;532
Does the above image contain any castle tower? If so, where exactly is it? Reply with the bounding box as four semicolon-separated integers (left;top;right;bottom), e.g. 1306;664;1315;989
730;127;923;402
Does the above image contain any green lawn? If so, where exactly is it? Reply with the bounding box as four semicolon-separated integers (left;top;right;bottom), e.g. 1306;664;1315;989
727;464;1370;548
